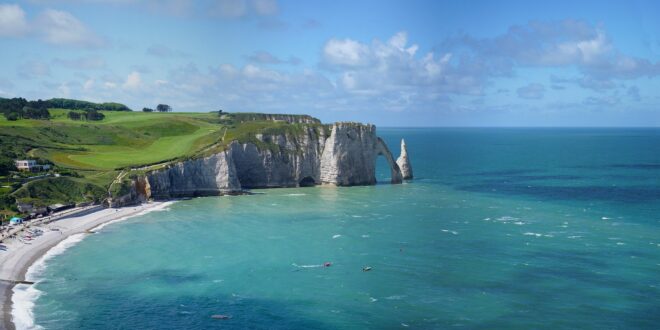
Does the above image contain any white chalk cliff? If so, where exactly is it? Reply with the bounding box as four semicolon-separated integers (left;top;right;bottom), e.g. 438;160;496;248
110;120;411;206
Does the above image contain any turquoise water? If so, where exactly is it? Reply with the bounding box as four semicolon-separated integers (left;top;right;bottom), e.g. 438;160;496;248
31;128;660;329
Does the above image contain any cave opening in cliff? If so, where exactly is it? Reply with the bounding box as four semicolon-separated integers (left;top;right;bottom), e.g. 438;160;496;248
299;176;316;187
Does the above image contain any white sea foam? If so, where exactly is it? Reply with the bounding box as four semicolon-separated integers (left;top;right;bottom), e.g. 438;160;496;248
12;283;42;330
601;217;611;220
332;234;342;239
292;263;323;268
441;229;458;235
361;234;370;238
385;295;406;300
286;193;306;196
13;233;87;330
523;232;542;237
496;216;518;222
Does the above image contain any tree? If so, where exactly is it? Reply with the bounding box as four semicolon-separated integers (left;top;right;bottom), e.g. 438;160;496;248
218;109;224;115
5;112;19;121
68;111;82;120
142;107;153;112
85;109;105;121
0;158;15;175
156;104;172;112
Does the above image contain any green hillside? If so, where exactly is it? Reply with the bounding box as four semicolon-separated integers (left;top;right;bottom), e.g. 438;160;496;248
0;105;325;218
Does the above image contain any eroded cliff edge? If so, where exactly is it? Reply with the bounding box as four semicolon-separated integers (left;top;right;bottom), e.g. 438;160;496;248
108;119;410;207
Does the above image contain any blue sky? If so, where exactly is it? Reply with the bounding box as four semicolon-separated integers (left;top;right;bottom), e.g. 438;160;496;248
1;0;659;126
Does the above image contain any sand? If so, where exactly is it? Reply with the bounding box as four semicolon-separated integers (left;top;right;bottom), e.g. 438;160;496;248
0;202;168;330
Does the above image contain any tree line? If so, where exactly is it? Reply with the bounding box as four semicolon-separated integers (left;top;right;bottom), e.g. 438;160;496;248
47;98;131;111
142;104;172;112
0;98;51;120
0;97;132;121
67;110;105;121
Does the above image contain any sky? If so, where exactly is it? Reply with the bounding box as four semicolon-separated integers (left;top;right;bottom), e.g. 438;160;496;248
1;0;659;126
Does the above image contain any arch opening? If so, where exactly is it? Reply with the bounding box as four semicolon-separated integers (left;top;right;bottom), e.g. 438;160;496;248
375;138;402;184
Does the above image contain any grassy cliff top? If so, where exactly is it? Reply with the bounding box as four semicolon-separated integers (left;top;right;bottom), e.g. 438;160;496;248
0;109;325;212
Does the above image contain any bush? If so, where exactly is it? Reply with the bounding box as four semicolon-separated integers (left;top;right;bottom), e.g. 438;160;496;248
5;112;19;121
13;177;107;206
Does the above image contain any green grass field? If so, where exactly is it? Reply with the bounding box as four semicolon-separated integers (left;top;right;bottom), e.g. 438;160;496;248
0;109;326;211
1;110;223;171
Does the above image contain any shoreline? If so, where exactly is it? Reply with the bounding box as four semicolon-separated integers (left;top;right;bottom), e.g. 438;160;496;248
0;202;170;330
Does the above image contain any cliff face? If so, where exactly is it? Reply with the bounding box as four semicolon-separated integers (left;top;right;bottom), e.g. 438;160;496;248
112;120;410;204
319;123;402;185
147;151;241;199
230;125;327;188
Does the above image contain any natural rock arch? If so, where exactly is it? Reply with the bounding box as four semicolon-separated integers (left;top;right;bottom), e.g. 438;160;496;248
375;137;403;184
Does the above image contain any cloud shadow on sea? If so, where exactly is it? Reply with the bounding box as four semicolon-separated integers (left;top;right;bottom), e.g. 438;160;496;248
40;288;332;330
457;181;660;203
459;247;660;329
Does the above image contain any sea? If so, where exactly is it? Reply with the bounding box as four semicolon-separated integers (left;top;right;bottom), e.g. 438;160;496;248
14;128;660;329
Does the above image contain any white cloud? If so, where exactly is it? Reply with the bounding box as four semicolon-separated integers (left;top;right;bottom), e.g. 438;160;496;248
323;38;371;67
36;9;103;48
0;4;29;37
122;71;142;90
83;79;95;91
443;20;660;81
322;31;467;97
0;5;104;48
57;83;71;97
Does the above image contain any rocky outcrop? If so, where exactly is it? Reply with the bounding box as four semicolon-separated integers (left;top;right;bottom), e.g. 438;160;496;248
396;139;413;180
107;176;151;208
111;120;410;204
319;123;402;185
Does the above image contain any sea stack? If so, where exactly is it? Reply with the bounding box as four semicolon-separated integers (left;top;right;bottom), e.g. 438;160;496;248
396;139;413;180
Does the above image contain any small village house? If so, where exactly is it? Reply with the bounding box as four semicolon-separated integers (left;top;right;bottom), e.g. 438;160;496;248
14;160;51;172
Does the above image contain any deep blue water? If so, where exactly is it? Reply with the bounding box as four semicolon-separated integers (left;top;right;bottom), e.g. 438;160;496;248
28;128;660;329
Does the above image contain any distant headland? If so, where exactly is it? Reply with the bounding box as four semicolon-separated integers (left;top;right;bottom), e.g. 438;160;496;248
0;97;412;219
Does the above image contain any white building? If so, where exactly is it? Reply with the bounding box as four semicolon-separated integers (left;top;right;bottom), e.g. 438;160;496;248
14;160;51;172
